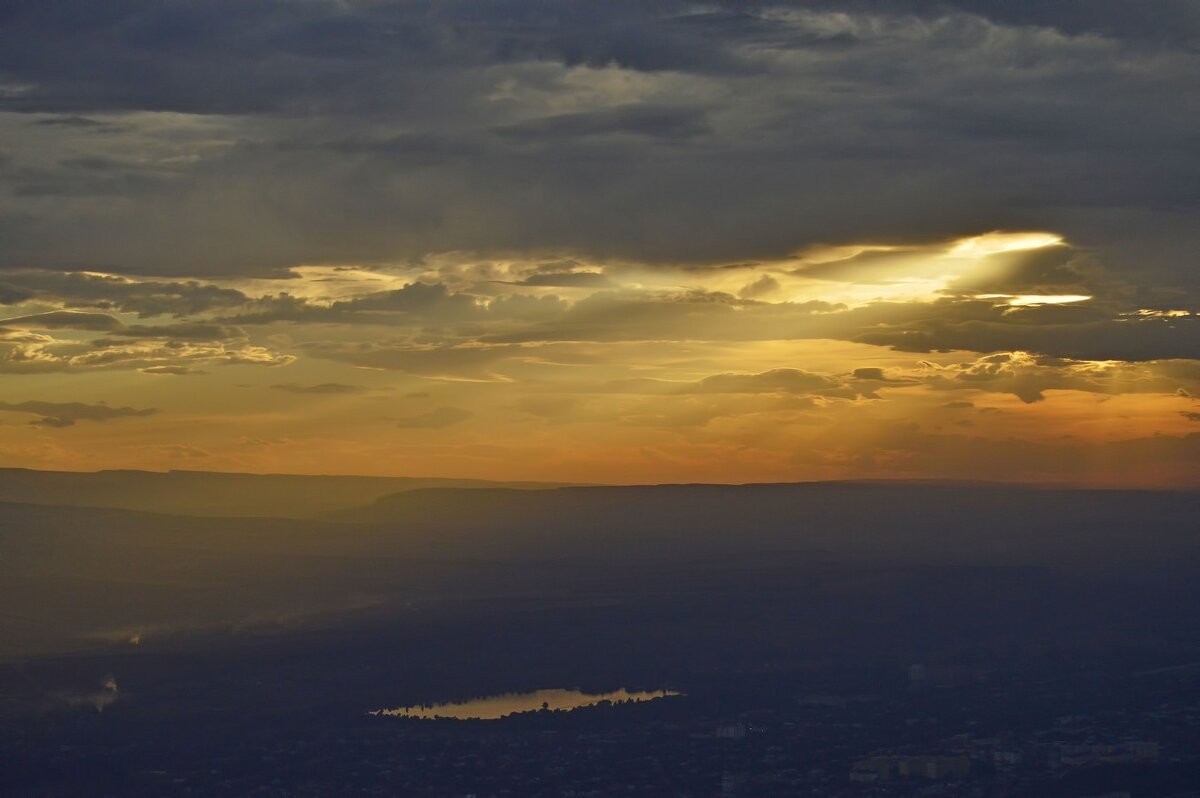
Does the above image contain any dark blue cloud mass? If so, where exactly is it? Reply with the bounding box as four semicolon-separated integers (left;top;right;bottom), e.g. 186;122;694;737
0;0;1194;301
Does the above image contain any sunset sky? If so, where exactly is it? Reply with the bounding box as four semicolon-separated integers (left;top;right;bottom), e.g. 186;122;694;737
0;1;1197;486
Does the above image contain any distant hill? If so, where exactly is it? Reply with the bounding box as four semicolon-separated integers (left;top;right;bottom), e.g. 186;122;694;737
0;468;569;519
0;481;1196;659
322;481;1200;568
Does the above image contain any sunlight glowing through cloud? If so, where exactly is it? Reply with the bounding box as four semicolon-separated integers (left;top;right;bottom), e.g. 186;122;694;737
946;232;1064;259
979;294;1093;306
946;232;1065;260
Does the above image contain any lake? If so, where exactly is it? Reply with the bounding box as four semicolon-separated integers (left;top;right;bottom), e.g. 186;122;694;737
371;687;681;720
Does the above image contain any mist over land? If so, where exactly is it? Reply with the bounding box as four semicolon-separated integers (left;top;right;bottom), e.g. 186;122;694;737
0;467;571;519
3;469;1199;795
2;469;1199;795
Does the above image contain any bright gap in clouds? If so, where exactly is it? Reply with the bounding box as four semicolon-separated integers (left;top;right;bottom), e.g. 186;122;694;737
785;231;1069;307
980;294;1093;306
946;232;1065;259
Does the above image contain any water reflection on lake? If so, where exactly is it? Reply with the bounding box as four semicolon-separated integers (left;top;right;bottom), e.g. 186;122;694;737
371;688;681;720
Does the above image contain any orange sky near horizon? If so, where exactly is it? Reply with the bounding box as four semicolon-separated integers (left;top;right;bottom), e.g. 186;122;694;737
1;232;1196;488
3;6;1199;491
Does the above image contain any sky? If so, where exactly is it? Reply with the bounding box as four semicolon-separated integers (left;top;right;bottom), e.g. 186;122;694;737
0;0;1197;486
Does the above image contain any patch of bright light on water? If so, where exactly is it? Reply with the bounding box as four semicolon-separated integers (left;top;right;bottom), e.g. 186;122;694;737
370;688;681;720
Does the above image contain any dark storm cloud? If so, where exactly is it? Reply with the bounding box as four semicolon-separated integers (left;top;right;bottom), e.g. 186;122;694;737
338;282;480;318
836;1;1200;47
476;289;1197;363
0;270;250;317
0;283;34;305
854;309;1200;362
0;0;1194;290
30;115;108;128
852;368;891;382
8;163;173;199
495;105;710;142
0;400;156;428
0;2;759;115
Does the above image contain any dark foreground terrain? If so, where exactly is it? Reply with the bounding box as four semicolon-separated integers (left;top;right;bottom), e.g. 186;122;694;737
1;472;1199;796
